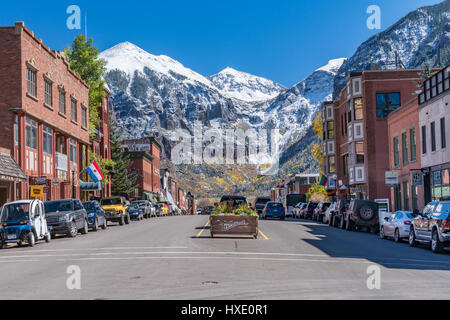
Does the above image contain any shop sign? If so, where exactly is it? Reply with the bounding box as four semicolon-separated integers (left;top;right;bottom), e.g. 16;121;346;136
411;171;423;186
30;186;44;198
385;171;399;187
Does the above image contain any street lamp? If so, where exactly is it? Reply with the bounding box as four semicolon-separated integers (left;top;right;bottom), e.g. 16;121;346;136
72;170;76;199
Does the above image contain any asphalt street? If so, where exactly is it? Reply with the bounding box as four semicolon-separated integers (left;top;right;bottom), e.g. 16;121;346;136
1;215;450;300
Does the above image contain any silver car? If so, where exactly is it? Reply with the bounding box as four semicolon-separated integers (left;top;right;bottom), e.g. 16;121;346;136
380;211;414;242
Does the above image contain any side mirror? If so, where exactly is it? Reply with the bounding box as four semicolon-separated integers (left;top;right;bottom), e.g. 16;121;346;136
384;217;389;222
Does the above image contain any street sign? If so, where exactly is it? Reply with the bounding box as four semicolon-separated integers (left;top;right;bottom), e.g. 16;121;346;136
411;171;423;186
43;186;49;194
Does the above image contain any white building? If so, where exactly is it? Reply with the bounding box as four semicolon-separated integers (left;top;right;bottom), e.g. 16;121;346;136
418;66;450;202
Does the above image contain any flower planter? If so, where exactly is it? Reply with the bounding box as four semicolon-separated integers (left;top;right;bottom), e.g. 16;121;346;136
210;215;258;239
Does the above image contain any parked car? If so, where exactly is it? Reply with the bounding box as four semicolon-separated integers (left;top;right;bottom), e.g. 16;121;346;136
202;206;215;215
324;202;336;225
127;203;144;221
343;199;379;233
312;202;332;222
255;197;271;215
0;200;51;248
334;199;351;228
132;200;154;219
409;201;450;253
262;202;285;220
154;204;164;217
196;209;202;215
82;201;107;231
44;199;89;238
100;197;130;225
220;195;249;210
293;203;306;219
303;202;319;219
157;201;174;215
380;211;414;242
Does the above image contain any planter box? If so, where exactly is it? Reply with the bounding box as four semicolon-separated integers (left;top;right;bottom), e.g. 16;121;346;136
210;215;258;239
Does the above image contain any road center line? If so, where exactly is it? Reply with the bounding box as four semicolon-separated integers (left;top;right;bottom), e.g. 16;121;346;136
258;229;270;240
196;220;210;238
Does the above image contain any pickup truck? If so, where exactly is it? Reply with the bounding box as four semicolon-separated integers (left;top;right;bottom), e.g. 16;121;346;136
44;199;89;238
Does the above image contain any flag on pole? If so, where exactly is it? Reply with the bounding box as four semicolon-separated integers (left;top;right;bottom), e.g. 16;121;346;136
319;174;328;187
86;160;104;183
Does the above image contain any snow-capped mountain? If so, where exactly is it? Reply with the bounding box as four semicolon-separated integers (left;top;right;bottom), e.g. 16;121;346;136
208;67;286;103
334;0;450;97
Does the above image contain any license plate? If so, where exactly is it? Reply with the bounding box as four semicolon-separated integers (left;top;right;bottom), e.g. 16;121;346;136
7;234;17;240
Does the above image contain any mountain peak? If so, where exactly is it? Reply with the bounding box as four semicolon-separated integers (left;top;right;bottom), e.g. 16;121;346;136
315;58;347;74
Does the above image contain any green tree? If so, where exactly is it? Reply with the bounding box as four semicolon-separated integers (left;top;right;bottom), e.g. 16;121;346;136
65;34;106;139
306;183;329;203
110;119;137;197
311;111;324;171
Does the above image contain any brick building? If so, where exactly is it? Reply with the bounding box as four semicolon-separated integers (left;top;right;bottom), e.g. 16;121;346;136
321;101;337;198
0;22;90;203
334;69;423;205
387;97;424;212
122;137;162;202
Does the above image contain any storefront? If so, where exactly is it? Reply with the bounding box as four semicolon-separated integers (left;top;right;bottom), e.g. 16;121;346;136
430;164;450;201
0;150;27;206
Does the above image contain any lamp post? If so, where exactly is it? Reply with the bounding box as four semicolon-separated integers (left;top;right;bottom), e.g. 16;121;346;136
72;170;76;199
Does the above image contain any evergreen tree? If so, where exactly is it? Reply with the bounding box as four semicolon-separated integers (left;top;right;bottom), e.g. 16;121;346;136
110;118;137;197
65;34;106;139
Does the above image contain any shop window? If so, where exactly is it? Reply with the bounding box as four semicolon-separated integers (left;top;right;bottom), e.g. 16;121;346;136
43;126;53;155
56;136;66;154
376;92;401;118
403;181;410;211
69;139;77;163
394;185;402;211
412;185;418;211
25;117;37;149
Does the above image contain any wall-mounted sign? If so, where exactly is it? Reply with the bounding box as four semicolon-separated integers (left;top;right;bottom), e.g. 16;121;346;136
30;186;44;198
385;171;399;187
411;171;423;186
30;176;47;185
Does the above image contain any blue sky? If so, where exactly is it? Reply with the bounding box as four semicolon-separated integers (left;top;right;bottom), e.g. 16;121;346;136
1;0;443;87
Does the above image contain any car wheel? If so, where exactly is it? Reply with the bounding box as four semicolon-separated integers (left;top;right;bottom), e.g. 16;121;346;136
101;217;107;230
80;220;89;235
394;229;400;243
27;232;35;247
92;218;99;232
409;229;417;247
359;206;374;221
67;221;77;238
431;230;444;253
379;226;386;239
125;214;130;225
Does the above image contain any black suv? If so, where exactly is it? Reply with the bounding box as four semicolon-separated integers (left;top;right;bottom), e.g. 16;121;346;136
343;199;379;233
409;201;450;253
220;195;248;210
44;199;89;238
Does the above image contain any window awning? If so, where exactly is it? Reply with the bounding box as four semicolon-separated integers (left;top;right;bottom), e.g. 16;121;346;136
0;152;26;182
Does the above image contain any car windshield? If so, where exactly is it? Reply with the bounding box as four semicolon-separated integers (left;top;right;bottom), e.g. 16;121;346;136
1;203;30;222
129;204;140;210
101;198;122;206
133;201;146;207
268;203;283;208
256;198;270;204
44;201;73;212
82;202;96;210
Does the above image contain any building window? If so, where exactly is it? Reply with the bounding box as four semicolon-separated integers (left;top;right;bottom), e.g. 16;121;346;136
43;126;53;155
69;138;77;163
26;67;37;97
59;89;66;115
441;117;446;149
410;128;416;162
403;181;410;211
354;98;363;120
25;117;37;149
431;121;436;152
327;106;332;119
353;78;361;95
327;121;334;140
412;185;418;211
343;154;348;176
347;100;352;123
56;136;66;154
44;79;52;106
393;136;399;168
402;132;408;165
81;105;87;128
328;156;336;174
71;98;77;123
14;115;19;146
422;125;427;154
356;142;364;164
376;92;401;118
394;185;402;211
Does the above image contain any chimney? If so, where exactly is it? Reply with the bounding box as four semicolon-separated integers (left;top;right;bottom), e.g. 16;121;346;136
14;21;24;35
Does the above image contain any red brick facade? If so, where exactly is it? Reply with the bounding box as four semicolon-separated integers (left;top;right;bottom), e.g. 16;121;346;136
0;22;90;202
